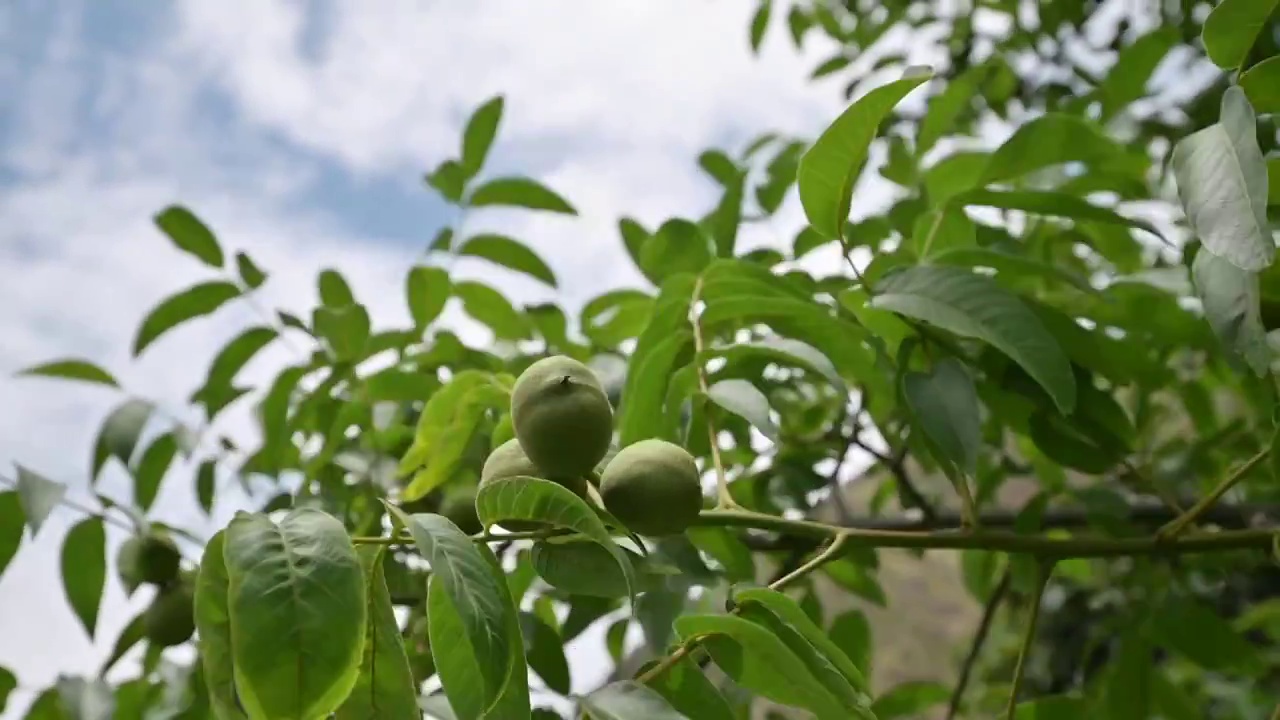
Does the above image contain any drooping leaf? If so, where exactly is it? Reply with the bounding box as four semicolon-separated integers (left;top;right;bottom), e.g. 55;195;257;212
193;530;246;720
14;465;66;536
384;507;524;718
799;67;933;238
154;205;225;268
1192;247;1270;376
132;432;177;511
1201;0;1280;69
235;251;267;289
469;177;577;214
458;234;557;287
223;509;367;720
426;160;467;203
1240;56;1280;114
61;517;106;638
980;114;1146;185
711;338;845;392
618;275;696;447
748;1;770;53
461;95;504;178
17;359;119;389
1172;86;1273;272
1149;595;1264;675
903;358;981;474
476;476;635;599
828;610;872;678
454;281;531;341
644;655;734;720
869;681;949;719
336;545;419;720
91;399;153;480
133;281;240;355
955;189;1164;242
871;265;1076;414
519;612;570;695
0;493;22;580
706;379;779;442
673;614;847;720
531;540;634;598
582;681;692;719
406;265;452;329
0;667;15;714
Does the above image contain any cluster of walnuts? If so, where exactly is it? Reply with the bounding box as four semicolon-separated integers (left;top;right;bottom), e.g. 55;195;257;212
438;355;705;538
117;531;195;647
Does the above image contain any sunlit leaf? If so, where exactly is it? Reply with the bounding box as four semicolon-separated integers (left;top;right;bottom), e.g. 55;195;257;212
313;303;372;361
61;517;105;638
982;114;1146;185
154;205;224;268
1241;56;1280;114
133;281;241;355
1201;0;1280;69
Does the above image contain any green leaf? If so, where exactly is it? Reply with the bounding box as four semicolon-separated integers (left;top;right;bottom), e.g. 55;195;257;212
1149;595;1263;675
748;1;770;52
133;281;241;355
674;614;847;720
955;189;1164;242
61;517;105;638
1201;0;1280;69
235;251;267;289
828;610;872;678
641;220;713;282
531;540;633;597
194;530;246;720
713;338;845;392
1097;28;1178;120
918;62;989;154
1271;158;1280;206
476;476;635;599
194;327;276;404
912;205;975;257
1172;86;1273;272
319;269;356;307
426;160;467;204
582;290;654;348
869;681;949;719
618;275;696;447
980;114;1145;185
0;667;15;715
336;545;419;720
582;681;691;719
387;507;529;720
14;465;66;535
223;509;367;720
1097;626;1151;720
734;588;871;698
0;492;21;580
406;265;452;329
871;265;1076;414
55;676;114;720
929;247;1099;296
810;55;852;79
706;379;779;442
99;612;144;676
1013;695;1086;719
1241;56;1280;114
469;177;576;214
17;359;119;388
454;281;531;341
313;304;371;361
922;151;990;205
458;234;557;287
132;432;177;511
461;96;504;178
1192;246;1271;376
399;371;507;498
903;358;981;474
520;612;570;694
154;205;224;268
644;655;734;720
91;399;153;480
799;67;932;238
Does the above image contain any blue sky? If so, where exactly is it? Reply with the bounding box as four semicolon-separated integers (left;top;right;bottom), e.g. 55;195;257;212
0;1;876;714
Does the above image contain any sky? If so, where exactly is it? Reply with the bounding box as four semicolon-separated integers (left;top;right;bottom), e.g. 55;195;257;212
0;0;1201;716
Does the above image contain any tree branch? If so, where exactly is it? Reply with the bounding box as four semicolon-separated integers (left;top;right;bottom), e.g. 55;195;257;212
1005;562;1053;719
946;569;1012;720
1158;447;1270;540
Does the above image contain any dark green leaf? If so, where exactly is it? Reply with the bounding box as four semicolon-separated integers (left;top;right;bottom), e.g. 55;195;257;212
1201;0;1280;69
871;266;1076;413
799;68;932;238
426;160;467;204
749;1;770;52
1013;695;1087;719
194;530;244;720
194;326;276;407
223;509;366;719
132;432;177;511
1172;86;1273;272
98;613;145;677
1241;56;1280;114
15;465;65;535
1149;595;1263;675
581;681;691;720
17;359;119;389
91;399;153;480
458;234;557;287
706;379;779;441
641;220;713;282
582;290;654;348
469;177;576;214
618;275;696;447
337;545;419;720
869;681;948;719
454;281;531;341
618;218;656;284
811;55;852;79
1098;627;1151;720
531;540;634;598
912;205;975;257
235;251;267;289
154;205;224;268
929;247;1099;296
904;357;981;474
431;227;456;253
0;667;14;715
133;281;240;355
0;493;23;580
461;96;504;178
1193;246;1270;376
980;114;1145;185
644;655;734;720
520;612;570;694
61;518;106;638
828;610;872;677
955;189;1164;242
406;265;452;329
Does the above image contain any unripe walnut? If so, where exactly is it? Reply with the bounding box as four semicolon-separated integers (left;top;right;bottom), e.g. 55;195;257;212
480;438;586;531
145;581;195;648
599;439;702;536
438;486;482;536
510;356;613;479
117;533;181;590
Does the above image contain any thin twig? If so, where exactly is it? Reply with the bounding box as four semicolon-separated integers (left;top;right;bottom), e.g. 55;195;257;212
946;569;1012;720
1005;562;1053;720
0;473;135;533
1158;447;1270;540
689;274;737;510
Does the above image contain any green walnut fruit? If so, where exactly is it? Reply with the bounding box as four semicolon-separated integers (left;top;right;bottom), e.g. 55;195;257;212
439;486;483;535
117;533;181;590
480;438;587;531
510;355;613;478
600;439;702;536
145;582;195;648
